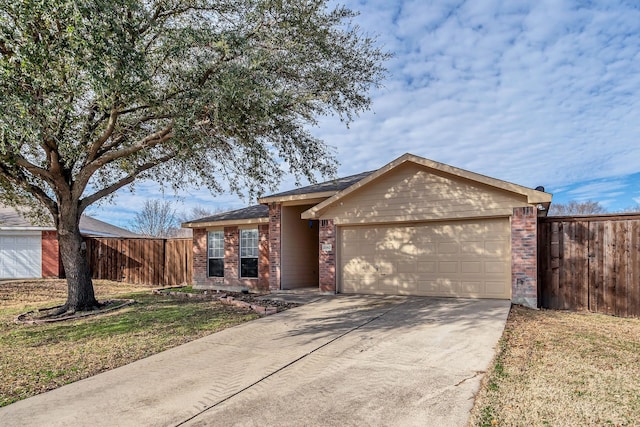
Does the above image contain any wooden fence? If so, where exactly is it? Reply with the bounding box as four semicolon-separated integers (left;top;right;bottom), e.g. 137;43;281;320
538;214;640;317
85;238;192;287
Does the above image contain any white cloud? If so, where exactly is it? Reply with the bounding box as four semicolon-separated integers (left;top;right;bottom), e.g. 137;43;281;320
93;0;640;224
325;0;640;190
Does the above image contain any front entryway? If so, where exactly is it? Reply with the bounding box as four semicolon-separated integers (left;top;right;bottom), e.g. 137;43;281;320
280;205;319;289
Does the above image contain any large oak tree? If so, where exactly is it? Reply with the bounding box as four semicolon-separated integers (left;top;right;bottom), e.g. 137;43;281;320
0;0;388;312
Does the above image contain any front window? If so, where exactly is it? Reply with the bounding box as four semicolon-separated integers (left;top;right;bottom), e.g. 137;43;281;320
240;229;259;278
208;231;224;277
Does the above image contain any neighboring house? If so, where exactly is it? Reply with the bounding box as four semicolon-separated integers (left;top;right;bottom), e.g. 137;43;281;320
0;206;138;279
183;153;552;308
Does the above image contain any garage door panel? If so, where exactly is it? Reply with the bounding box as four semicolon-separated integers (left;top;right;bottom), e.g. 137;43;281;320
437;242;459;254
485;261;507;274
460;281;483;294
461;261;482;273
397;273;418;284
486;281;507;295
461;241;484;255
485;240;508;254
438;261;458;273
416;261;435;273
397;261;415;273
0;232;42;279
376;276;397;293
339;218;511;299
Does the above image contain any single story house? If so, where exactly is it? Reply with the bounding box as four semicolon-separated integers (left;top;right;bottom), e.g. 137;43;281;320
0;205;139;279
183;153;552;308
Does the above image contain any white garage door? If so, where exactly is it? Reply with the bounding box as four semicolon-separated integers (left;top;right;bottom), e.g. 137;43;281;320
0;232;42;279
339;218;511;299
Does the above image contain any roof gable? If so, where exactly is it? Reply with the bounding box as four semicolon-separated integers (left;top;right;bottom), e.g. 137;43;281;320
302;153;552;220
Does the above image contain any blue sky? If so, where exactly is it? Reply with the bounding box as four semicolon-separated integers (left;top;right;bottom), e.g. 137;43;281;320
92;0;640;227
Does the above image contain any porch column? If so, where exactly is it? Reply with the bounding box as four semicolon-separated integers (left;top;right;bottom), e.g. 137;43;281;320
319;219;336;293
511;206;538;308
268;203;281;291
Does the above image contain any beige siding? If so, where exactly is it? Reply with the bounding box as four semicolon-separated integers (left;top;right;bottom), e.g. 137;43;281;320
339;218;511;299
320;162;529;224
281;205;318;289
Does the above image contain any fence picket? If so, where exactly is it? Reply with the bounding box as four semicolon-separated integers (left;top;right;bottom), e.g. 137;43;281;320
539;214;640;318
85;237;192;287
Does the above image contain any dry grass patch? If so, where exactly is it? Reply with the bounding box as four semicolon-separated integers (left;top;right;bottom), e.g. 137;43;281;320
469;306;640;427
0;280;259;407
0;279;149;314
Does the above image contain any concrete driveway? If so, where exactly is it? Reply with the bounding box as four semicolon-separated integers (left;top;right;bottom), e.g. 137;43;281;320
0;296;510;426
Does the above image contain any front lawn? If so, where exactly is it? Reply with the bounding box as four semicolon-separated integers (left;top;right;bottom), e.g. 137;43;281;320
0;280;259;407
469;305;640;426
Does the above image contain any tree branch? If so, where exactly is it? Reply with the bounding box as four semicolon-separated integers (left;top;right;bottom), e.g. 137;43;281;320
79;152;175;211
9;154;54;182
95;125;173;166
94;113;172;158
0;163;56;213
86;107;119;162
73;124;174;201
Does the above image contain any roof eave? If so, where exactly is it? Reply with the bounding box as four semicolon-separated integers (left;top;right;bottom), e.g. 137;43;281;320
258;191;337;204
182;217;269;229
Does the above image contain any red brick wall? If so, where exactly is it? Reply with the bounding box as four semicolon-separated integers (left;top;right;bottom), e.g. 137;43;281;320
319;219;336;293
224;226;239;281
41;231;61;278
511;206;538;308
192;225;269;292
268;204;281;291
258;224;270;290
192;228;213;285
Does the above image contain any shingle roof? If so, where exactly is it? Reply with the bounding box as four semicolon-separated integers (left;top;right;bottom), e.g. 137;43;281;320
186;204;269;225
262;171;375;199
0;206;50;228
0;205;139;238
79;216;140;238
185;171;375;226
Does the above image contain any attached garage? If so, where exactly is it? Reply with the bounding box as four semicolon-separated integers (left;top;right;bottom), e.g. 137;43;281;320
339;218;511;299
302;153;551;305
0;231;43;279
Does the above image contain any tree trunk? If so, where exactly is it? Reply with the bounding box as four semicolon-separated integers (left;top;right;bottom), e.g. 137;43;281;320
57;206;99;312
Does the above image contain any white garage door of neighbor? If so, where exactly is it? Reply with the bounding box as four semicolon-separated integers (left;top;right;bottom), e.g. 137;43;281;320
0;232;42;279
340;218;511;299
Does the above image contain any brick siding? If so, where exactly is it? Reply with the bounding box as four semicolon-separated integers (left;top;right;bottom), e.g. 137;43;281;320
192;225;269;292
41;230;61;278
258;224;270;290
268;204;281;291
511;206;538;308
319;219;336;293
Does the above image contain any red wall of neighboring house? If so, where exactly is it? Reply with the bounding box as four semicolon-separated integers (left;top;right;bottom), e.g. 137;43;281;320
41;231;62;278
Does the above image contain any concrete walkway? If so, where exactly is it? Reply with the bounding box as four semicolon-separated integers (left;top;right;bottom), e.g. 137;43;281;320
0;296;510;427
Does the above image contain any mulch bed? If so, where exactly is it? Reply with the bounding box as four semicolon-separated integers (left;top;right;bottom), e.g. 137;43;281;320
153;289;300;315
13;288;300;325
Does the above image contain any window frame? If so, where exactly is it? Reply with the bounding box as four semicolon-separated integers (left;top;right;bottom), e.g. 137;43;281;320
239;228;259;278
207;230;224;278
